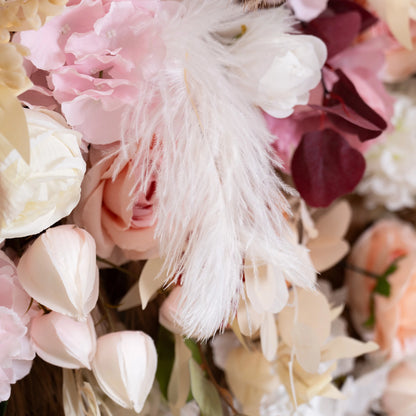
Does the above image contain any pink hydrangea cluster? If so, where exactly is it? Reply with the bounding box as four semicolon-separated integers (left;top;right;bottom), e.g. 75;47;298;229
0;251;35;401
17;0;173;144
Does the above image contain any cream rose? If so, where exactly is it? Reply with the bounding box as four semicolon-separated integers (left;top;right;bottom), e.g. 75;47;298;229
0;108;85;240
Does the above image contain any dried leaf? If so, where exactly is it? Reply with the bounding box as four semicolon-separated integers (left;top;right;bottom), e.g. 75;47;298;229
294;323;321;374
139;258;167;309
260;312;278;362
0;85;30;163
321;337;378;362
168;335;192;416
118;282;141;311
225;347;280;416
189;359;223;416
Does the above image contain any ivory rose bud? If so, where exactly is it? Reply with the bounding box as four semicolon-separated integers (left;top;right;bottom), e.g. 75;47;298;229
346;218;416;357
92;331;157;413
0;108;85;240
17;225;99;321
30;312;96;369
73;144;158;263
232;29;327;118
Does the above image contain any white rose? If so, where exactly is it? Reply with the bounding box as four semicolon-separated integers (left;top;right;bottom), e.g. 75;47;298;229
231;26;326;118
0;108;85;239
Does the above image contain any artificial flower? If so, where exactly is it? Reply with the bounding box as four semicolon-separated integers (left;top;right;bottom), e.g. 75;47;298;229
0;250;35;401
0;43;31;95
0;108;85;240
92;331;157;413
357;80;416;210
232;29;327;118
73;143;158;263
288;0;328;22
30;312;97;369
346;218;416;357
16;0;168;144
17;225;99;321
0;0;68;43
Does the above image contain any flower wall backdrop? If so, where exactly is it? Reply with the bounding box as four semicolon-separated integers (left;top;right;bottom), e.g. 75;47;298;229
1;0;416;415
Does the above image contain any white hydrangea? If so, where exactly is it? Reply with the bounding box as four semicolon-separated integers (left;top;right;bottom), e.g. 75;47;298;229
357;82;416;211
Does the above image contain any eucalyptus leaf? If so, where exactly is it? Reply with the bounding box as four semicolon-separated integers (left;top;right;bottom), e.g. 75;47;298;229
189;359;223;416
156;326;175;399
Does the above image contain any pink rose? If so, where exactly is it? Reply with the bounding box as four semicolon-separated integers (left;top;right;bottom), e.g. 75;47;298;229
346;219;416;358
0;251;35;401
363;21;416;83
382;359;416;416
16;0;173;144
73;144;158;262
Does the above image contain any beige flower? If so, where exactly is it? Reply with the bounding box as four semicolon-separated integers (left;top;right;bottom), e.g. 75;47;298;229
0;0;67;43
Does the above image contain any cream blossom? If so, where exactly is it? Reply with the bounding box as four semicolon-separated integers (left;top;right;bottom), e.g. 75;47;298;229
357;81;416;210
17;225;99;321
92;331;157;413
0;108;85;240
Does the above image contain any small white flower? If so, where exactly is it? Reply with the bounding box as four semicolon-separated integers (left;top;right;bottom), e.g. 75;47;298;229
358;81;416;210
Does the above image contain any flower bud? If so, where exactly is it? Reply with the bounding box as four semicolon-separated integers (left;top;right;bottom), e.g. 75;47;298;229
92;331;157;413
159;286;183;335
17;225;99;320
30;312;96;369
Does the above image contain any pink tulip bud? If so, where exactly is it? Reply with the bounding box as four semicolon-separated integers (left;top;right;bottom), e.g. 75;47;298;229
17;225;99;320
30;312;97;369
92;331;157;413
159;286;183;334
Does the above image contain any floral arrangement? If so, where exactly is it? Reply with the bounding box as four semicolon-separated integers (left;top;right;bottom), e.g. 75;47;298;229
2;0;416;414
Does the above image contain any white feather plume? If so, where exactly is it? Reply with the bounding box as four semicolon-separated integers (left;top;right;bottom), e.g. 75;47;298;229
123;0;316;339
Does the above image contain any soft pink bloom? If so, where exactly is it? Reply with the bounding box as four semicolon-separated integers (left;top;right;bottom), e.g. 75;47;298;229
288;0;328;21
363;20;416;83
73;144;158;262
382;359;416;416
30;312;96;369
16;0;172;144
346;219;416;358
0;251;35;401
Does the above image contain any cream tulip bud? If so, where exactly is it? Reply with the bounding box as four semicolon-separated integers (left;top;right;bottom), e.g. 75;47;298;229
17;225;99;320
92;331;157;413
30;312;96;369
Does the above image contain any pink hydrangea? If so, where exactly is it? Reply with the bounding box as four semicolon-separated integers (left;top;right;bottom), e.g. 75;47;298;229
0;251;35;401
17;0;175;144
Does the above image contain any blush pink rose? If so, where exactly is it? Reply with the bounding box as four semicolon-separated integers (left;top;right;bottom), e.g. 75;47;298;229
73;144;158;263
0;251;36;401
346;218;416;358
16;0;178;144
382;359;416;416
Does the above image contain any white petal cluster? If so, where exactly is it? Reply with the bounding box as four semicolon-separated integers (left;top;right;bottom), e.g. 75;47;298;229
358;81;416;210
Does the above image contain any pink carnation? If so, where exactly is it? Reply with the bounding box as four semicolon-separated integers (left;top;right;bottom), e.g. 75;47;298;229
0;251;35;401
17;0;174;144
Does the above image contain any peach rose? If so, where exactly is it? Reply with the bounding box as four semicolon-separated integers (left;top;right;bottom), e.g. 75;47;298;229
73;144;158;263
346;218;416;357
382;359;416;416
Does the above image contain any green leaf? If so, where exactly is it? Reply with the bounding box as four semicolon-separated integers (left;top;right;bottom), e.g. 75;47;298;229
184;338;202;365
374;277;391;297
156;326;175;400
381;263;398;279
0;401;7;416
189;359;224;416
